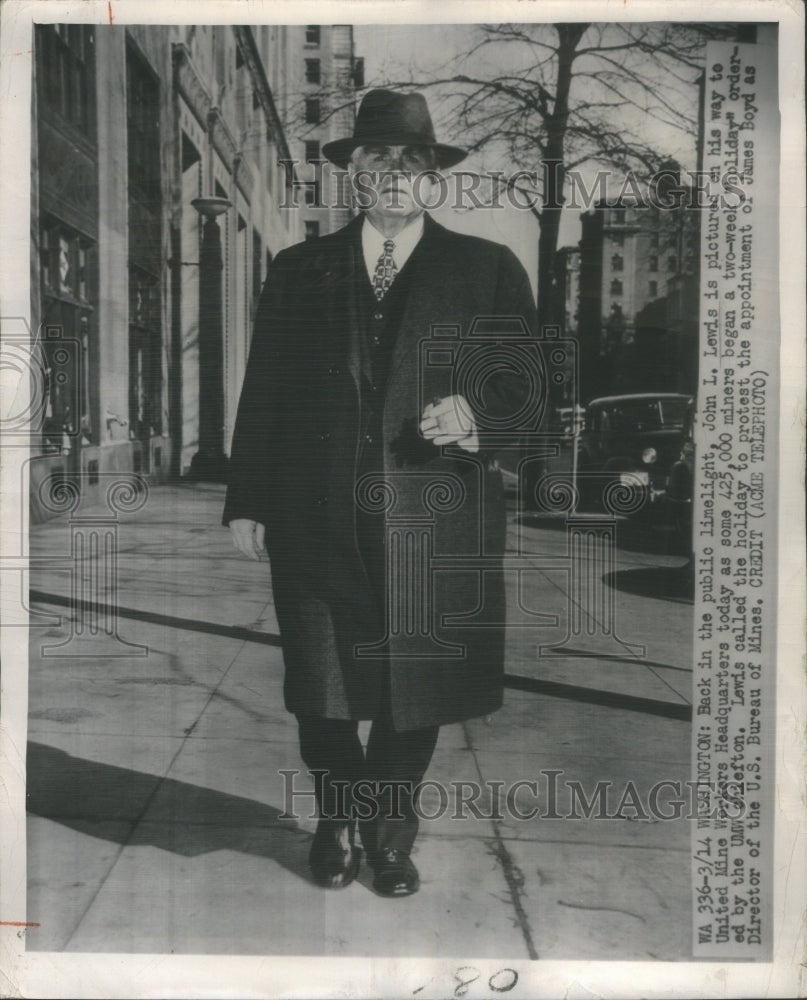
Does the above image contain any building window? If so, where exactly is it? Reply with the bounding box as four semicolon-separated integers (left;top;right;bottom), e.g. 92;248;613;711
36;24;96;138
41;221;93;303
305;25;321;45
610;253;623;272
39;219;96;450
611;233;624;247
126;49;161;203
305;59;321;84
352;57;365;88
648;255;658;272
667;255;678;271
648;280;658;298
649;231;659;249
611;207;626;224
305;221;320;241
304;182;321;206
127;47;162;454
305;140;320;163
610;279;623;296
128;265;162;439
39;316;92;452
305;98;321;124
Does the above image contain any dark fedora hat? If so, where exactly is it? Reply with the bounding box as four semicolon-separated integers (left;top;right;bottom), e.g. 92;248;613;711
322;89;467;169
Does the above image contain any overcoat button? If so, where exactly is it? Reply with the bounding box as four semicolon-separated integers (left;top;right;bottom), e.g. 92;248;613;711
315;496;328;506
373;312;383;321
319;431;330;441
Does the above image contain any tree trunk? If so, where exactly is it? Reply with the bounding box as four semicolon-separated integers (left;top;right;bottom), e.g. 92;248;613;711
537;24;587;334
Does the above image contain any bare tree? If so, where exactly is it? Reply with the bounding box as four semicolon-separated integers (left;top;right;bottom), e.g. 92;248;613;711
392;22;741;329
282;22;741;330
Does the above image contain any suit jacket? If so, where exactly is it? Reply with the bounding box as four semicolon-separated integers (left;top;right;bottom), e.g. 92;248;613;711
223;213;538;730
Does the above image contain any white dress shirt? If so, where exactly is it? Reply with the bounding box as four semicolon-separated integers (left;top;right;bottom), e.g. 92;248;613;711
361;214;425;284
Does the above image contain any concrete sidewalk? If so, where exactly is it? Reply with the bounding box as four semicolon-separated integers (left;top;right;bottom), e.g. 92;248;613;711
26;481;694;960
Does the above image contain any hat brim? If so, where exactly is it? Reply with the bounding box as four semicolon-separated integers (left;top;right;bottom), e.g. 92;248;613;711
321;137;467;170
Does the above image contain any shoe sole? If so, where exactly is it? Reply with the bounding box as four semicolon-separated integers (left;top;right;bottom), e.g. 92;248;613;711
372;880;419;897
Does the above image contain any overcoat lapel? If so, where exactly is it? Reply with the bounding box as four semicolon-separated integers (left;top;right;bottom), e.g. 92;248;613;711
322;215;364;396
344;248;363;395
386;214;452;388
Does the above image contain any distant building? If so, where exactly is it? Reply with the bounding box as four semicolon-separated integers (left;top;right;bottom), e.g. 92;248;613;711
283;24;363;238
30;24;303;518
555;246;581;334
576;200;698;400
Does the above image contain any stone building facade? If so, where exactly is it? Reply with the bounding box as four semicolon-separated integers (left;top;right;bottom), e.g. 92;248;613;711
576;201;699;401
282;23;363;239
30;23;360;518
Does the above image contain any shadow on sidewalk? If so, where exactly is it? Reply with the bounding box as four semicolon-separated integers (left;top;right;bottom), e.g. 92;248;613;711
605;564;694;605
517;511;690;559
27;742;313;880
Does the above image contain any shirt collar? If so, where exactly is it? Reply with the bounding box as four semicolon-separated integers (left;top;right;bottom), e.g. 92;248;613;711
361;213;425;278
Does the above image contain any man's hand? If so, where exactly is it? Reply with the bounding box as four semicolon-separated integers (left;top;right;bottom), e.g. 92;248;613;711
229;519;266;561
420;395;479;453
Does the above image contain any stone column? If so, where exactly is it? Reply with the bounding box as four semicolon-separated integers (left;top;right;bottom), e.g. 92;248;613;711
189;197;230;481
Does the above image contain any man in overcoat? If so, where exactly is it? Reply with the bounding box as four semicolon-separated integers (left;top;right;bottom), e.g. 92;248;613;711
224;89;537;897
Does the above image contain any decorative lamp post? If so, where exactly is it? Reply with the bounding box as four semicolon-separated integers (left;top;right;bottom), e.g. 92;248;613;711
189;195;231;481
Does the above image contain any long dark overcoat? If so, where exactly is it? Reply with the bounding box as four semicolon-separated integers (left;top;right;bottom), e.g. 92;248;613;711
223;213;537;730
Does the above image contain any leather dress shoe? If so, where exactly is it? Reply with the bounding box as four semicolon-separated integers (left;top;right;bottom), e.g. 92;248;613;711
308;823;361;889
369;847;420;897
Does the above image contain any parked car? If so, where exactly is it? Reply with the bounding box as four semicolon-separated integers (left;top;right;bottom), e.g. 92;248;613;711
576;392;693;512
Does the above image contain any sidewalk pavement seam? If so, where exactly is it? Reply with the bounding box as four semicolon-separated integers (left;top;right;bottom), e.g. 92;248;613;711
492;836;690;852
542;647;692;675
512;565;692;709
29;591;283;649
60;632;252;949
460;722;539;960
640;661;695;706
501;674;691;721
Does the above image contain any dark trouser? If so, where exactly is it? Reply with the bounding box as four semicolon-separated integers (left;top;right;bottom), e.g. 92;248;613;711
297;479;439;857
297;707;439;856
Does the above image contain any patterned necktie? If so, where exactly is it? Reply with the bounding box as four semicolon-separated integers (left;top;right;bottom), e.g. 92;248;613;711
372;239;397;300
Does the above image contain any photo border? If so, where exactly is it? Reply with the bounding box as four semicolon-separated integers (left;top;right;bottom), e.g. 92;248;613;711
1;1;804;996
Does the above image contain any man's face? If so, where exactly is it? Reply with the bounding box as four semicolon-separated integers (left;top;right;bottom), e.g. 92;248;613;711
349;144;439;219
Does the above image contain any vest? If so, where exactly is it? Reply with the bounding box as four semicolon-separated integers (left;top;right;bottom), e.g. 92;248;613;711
352;234;423;608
